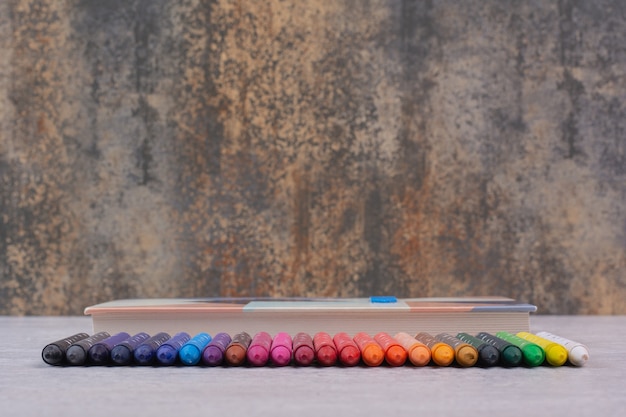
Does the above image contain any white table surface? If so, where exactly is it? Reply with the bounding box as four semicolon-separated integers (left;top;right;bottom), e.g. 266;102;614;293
0;315;623;417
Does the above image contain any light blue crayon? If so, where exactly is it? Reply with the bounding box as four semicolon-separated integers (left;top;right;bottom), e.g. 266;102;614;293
179;332;212;365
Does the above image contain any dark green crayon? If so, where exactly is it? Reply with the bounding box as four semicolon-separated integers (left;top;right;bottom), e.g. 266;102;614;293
65;332;111;366
456;333;500;367
475;332;523;367
496;331;545;367
42;333;90;365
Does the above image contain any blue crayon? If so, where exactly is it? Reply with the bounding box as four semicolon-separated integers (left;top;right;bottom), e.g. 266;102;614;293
110;332;151;365
156;332;191;365
202;332;232;366
179;333;212;366
134;332;171;365
88;332;131;365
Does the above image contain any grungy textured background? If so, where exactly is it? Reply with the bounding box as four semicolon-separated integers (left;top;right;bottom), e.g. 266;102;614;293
0;0;625;315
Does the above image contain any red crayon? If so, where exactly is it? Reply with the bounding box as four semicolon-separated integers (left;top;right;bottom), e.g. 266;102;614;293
353;332;384;367
313;332;337;366
270;332;293;366
292;332;315;366
333;332;361;366
374;332;407;366
247;332;272;367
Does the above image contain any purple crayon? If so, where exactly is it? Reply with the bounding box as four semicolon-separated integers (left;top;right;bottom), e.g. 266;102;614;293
270;332;293;366
247;332;272;366
202;332;232;366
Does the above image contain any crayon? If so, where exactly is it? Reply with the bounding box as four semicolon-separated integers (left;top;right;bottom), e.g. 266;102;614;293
134;332;171;365
393;332;431;366
156;332;191;366
225;331;252;366
179;332;212;366
202;332;232;366
42;333;90;365
110;332;151;365
353;332;384;367
292;332;315;366
65;332;111;366
496;331;545;367
313;332;337;366
88;332;131;365
435;333;478;367
516;332;568;367
247;331;272;366
414;332;454;366
270;332;293;366
456;333;500;367
475;332;523;367
333;332;361;366
374;332;407;366
536;331;589;367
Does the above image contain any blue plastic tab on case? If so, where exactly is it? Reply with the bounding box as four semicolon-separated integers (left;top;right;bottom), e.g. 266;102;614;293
370;296;398;303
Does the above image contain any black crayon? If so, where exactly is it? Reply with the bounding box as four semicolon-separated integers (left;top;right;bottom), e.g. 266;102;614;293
88;332;131;365
110;332;151;365
65;332;111;366
42;333;90;365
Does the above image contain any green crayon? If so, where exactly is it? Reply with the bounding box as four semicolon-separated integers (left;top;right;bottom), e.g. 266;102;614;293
496;331;545;367
475;332;523;367
456;333;500;367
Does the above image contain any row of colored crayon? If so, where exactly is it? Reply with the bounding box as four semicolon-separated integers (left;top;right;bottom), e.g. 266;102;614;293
41;330;588;367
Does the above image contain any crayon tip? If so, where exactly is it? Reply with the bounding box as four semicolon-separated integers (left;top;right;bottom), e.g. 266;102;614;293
545;345;568;367
431;345;454;367
271;346;292;366
316;346;337;366
340;346;361;366
478;345;500;367
456;346;478;367
408;345;431;366
523;345;545;367
362;345;384;367
294;346;314;366
569;346;589;366
386;346;408;366
42;346;62;363
501;345;523;366
179;346;201;365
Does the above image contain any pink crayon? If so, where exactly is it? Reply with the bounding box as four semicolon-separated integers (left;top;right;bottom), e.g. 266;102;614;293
247;332;272;366
292;332;315;366
270;332;293;366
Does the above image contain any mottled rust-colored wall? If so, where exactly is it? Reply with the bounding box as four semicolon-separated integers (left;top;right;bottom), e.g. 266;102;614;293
1;0;625;315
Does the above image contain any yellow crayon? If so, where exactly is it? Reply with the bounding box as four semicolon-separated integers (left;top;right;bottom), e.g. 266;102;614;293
516;332;568;366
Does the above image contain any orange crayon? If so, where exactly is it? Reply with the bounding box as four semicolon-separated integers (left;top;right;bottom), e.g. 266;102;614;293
394;332;431;366
353;332;384;367
333;332;361;366
415;332;454;366
374;332;407;366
